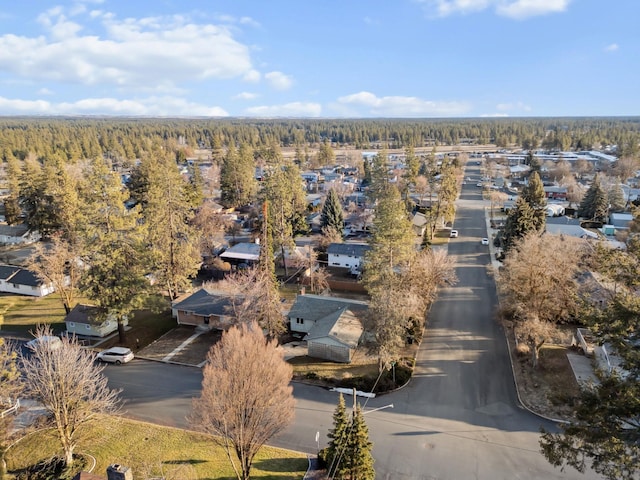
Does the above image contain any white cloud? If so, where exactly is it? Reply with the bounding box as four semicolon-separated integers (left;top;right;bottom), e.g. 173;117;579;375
243;70;261;83
604;43;619;52
265;71;293;90
0;8;256;91
234;92;259;100
420;0;571;19
244;102;322;117
0;95;228;116
37;87;53;95
337;91;470;116
481;113;510;117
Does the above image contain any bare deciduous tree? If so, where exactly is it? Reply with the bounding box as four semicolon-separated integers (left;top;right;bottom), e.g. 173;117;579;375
20;326;121;467
190;322;295;480
498;234;582;367
211;267;287;336
27;232;81;314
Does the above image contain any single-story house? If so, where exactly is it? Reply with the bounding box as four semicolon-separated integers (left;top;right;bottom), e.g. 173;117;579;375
411;212;428;236
0;264;55;297
219;242;261;267
288;294;367;363
65;304;123;337
544;186;568;200
171;288;237;330
609;213;634;230
0;224;40;245
327;242;370;270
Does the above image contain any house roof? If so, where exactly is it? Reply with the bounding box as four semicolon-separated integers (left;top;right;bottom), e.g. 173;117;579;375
0;224;30;237
412;212;428;228
7;269;43;287
306;305;365;348
0;265;21;281
545;224;598;239
288;294;367;323
65;304;105;326
327;242;370;257
220;242;261;262
172;288;237;317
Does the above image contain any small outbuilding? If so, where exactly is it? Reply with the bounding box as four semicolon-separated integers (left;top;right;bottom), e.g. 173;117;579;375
65;304;124;338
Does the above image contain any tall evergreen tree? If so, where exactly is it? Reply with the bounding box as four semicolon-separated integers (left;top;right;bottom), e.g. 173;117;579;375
321;188;344;233
521;171;547;231
344;404;375;480
500;197;538;252
324;394;350;478
608;182;626;213
220;143;258;208
578;175;609;222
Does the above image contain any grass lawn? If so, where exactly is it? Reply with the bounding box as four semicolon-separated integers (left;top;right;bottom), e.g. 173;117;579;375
0;293;68;335
6;415;307;480
289;353;378;382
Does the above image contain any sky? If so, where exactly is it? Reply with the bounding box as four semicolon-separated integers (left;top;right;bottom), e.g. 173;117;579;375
0;0;638;118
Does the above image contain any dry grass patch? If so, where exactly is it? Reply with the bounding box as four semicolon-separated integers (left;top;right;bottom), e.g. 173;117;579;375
7;415;307;480
513;343;581;420
289;352;378;383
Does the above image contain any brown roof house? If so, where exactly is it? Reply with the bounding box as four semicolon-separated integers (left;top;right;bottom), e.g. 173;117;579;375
287;294;367;363
65;304;125;338
171;288;238;330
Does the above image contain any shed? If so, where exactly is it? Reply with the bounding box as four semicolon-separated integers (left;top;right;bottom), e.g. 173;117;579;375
65;304;123;338
219;242;261;267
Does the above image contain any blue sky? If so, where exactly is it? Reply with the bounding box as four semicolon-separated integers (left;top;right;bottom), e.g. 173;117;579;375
0;0;638;118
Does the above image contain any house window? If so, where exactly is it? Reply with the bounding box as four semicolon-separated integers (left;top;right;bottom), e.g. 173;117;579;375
296;318;304;324
85;324;91;330
204;316;210;324
68;322;75;328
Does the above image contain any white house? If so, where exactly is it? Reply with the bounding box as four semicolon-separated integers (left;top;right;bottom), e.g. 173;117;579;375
0;224;40;245
0;265;55;297
65;304;123;337
327;242;370;270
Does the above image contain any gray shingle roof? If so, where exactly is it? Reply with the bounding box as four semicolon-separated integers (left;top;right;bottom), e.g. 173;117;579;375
327;242;370;257
0;265;20;281
172;289;237;317
8;269;42;287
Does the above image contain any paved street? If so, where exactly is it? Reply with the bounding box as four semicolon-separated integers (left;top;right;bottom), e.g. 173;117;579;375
104;161;602;479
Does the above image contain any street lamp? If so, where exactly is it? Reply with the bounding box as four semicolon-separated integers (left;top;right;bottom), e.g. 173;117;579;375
362;404;394;415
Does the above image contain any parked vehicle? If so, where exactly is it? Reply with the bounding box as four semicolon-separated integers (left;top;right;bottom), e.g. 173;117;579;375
481;238;489;245
26;336;62;351
96;347;134;365
450;230;458;238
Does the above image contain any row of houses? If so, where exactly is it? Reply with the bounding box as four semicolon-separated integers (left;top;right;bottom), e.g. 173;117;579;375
172;289;367;363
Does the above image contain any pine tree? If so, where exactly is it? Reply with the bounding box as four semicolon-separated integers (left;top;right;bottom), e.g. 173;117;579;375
578;175;609;222
321;188;344;233
325;394;350;478
344;404;375;480
500;197;538;252
521;171;547;231
608;183;626;213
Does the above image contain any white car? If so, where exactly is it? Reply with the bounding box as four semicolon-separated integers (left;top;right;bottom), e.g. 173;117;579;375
26;336;62;351
481;238;489;245
96;347;134;365
450;230;458;238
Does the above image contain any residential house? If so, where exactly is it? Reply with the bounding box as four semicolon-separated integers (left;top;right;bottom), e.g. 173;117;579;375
411;212;428;237
327;242;370;270
171;288;237;330
543;186;568;200
65;304;123;338
288;294;367;363
219;242;261;268
0;265;55;297
545;217;598;239
0;224;40;245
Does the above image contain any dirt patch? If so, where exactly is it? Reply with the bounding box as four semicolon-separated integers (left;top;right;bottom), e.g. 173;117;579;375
506;328;581;420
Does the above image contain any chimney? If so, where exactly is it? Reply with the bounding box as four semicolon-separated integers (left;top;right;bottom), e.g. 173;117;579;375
107;464;133;480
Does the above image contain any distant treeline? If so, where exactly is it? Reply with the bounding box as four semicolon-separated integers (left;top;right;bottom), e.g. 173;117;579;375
1;116;639;163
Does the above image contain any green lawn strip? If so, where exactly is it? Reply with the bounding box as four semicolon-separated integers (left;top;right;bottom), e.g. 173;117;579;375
0;294;68;335
7;415;307;480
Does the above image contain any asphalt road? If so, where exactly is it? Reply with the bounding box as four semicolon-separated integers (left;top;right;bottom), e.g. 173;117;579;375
104;161;602;478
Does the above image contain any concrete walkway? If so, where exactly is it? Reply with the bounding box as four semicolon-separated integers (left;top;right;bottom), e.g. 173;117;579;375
566;353;599;387
161;330;204;362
